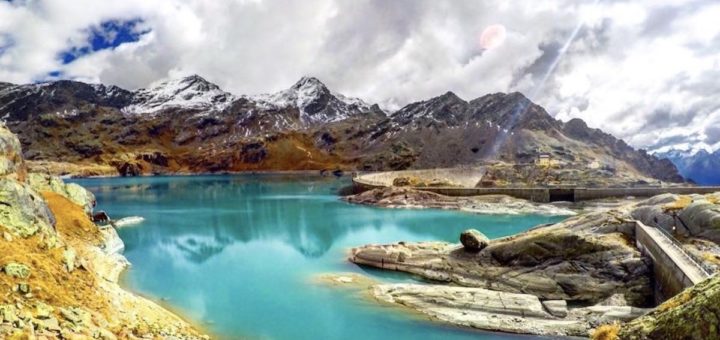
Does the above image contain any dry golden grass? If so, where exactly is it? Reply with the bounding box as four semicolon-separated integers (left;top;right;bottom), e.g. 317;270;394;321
43;192;104;246
0;192;110;318
592;324;620;340
656;289;692;313
662;195;693;212
701;252;720;265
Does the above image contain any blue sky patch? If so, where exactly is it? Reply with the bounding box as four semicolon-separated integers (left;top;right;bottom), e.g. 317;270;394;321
59;18;149;64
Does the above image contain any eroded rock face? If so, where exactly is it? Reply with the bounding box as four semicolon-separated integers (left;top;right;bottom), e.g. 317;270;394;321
0;178;56;238
350;210;651;305
0;125;26;181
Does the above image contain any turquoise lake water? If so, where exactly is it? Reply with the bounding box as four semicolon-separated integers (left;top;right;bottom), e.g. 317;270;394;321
71;175;564;340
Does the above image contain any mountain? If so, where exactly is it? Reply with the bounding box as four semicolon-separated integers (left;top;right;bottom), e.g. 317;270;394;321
655;149;720;185
247;76;375;123
122;75;235;115
0;75;685;183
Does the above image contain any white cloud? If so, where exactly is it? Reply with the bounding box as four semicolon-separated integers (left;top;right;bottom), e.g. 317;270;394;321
0;0;718;152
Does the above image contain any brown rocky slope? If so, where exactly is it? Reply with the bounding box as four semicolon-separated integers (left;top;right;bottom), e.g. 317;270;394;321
0;76;684;182
0;125;205;339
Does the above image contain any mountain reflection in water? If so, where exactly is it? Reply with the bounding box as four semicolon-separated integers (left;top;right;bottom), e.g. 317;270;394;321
72;175;562;340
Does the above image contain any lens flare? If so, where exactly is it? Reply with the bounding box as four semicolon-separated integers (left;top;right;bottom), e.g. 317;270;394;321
484;0;601;160
479;24;506;50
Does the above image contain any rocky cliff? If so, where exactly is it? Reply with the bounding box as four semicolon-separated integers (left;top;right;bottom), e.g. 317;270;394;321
0;124;204;338
0;76;684;182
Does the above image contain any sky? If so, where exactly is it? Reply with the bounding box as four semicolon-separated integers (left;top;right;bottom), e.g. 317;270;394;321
0;0;719;153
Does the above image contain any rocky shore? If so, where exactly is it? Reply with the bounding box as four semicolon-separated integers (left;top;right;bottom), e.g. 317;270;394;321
340;189;720;338
0;126;205;339
344;187;578;216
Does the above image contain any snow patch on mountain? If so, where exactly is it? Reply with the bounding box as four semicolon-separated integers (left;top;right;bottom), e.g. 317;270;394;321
247;76;373;122
122;75;235;115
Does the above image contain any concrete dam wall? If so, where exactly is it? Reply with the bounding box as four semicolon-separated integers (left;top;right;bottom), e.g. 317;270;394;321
635;221;710;301
353;169;720;203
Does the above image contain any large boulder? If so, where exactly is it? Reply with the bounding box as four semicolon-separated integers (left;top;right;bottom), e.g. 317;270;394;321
27;173;95;214
678;201;720;243
0;178;56;238
460;229;489;252
631;195;681;234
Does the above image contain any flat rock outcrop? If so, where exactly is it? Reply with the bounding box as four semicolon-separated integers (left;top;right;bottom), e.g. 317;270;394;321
373;284;588;336
350;209;651;305
320;272;650;337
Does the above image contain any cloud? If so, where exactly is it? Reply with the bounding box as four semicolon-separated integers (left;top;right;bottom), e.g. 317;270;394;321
0;0;718;152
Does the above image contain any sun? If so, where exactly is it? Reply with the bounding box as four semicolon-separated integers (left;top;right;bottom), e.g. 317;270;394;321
479;24;507;50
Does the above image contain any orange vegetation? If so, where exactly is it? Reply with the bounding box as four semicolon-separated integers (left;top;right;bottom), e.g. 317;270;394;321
0;193;110;320
591;323;620;340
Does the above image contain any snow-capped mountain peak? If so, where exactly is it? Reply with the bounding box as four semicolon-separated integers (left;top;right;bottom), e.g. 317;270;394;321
122;75;235;115
247;76;373;123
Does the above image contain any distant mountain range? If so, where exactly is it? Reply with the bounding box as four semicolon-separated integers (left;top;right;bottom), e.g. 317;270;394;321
0;75;684;182
655;149;720;185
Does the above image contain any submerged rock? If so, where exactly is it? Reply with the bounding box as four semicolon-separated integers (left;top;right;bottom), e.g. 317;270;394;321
460;229;489;252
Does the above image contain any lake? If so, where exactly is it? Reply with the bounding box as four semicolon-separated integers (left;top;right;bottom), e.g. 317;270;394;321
71;175;564;340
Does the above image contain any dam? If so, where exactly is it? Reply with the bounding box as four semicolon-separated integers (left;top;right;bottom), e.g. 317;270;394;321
353;168;717;302
635;221;711;301
352;168;720;203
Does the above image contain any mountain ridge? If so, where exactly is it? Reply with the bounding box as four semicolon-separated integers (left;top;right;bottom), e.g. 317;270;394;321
0;75;685;183
655;149;720;185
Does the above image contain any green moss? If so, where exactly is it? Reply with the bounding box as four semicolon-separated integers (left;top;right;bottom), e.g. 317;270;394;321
620;274;720;339
3;262;30;279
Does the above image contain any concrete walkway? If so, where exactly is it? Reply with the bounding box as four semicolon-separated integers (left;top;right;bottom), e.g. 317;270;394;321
636;221;710;285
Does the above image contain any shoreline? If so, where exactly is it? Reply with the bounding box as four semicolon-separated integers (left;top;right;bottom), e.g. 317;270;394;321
116;264;220;339
68;169;355;179
338;190;720;338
